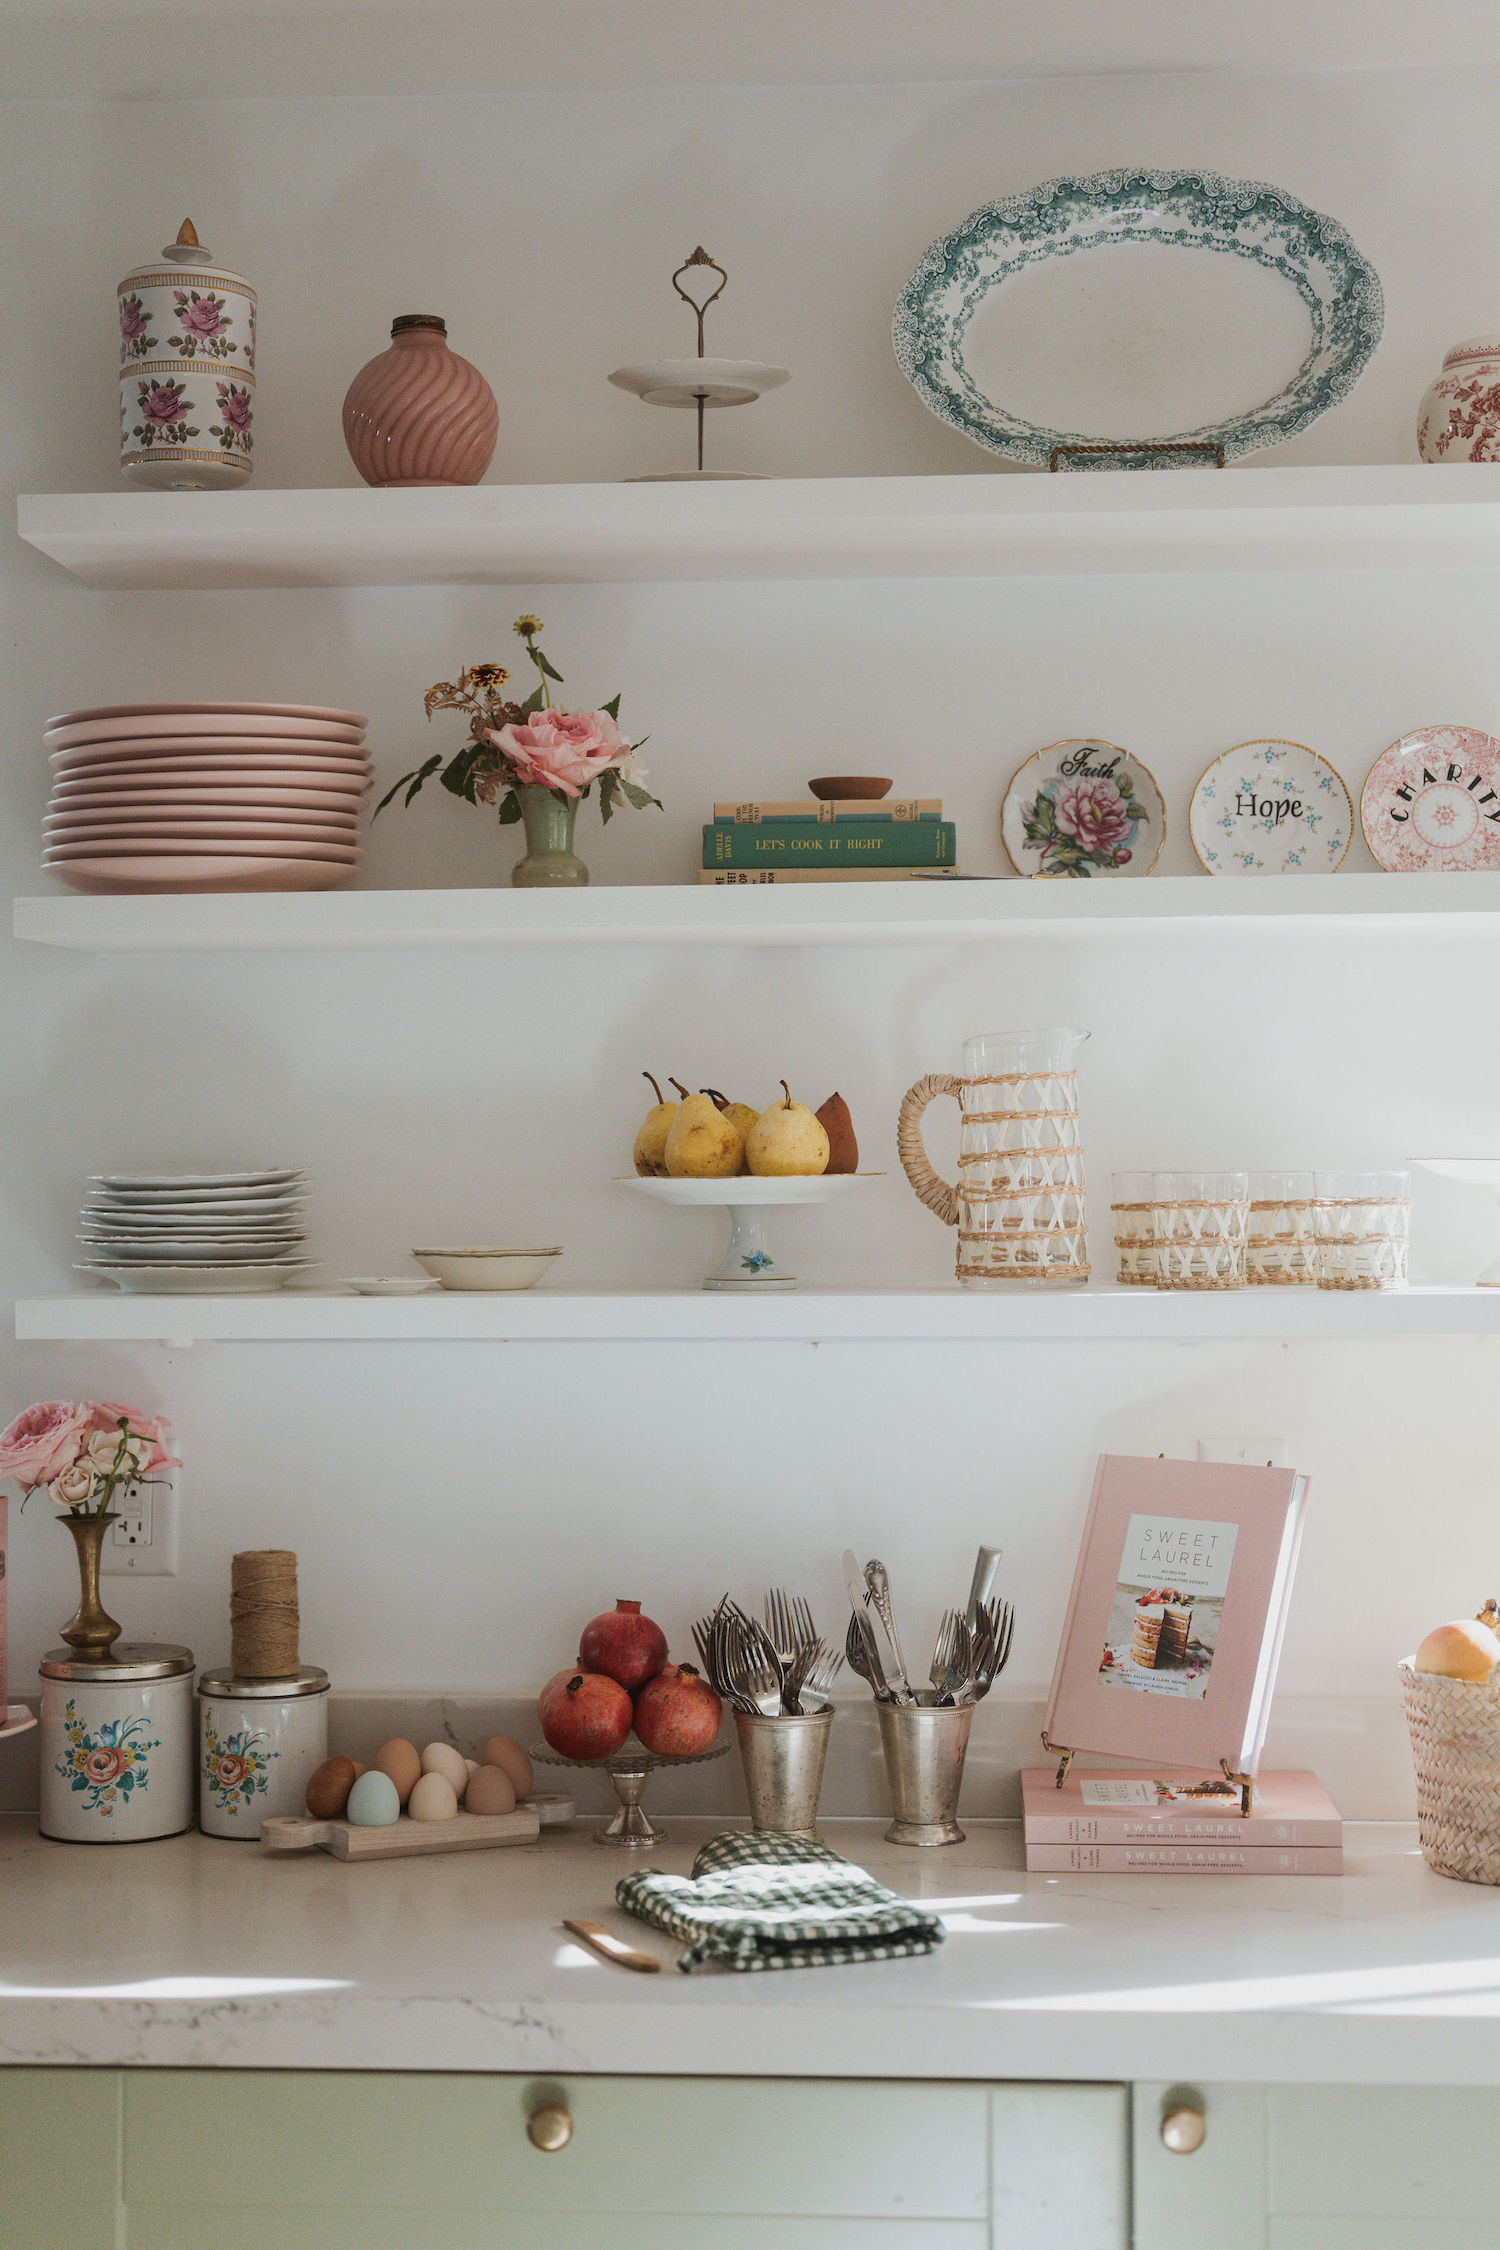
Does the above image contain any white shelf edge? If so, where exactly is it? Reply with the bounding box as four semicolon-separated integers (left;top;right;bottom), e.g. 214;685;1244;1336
14;872;1500;952
15;1285;1500;1344
20;466;1500;589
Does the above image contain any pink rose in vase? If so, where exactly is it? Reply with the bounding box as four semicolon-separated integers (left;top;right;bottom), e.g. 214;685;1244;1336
486;708;630;798
0;1400;90;1489
1052;776;1133;859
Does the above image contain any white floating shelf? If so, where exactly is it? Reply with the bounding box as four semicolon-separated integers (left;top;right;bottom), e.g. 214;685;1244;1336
15;1285;1500;1344
19;466;1500;589
14;872;1500;953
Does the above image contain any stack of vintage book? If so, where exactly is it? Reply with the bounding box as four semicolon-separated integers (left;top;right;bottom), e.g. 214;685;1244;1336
700;796;958;883
1021;1767;1344;1874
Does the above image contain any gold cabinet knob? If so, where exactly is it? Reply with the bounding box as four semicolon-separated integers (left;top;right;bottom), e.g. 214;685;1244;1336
527;2103;573;2153
1160;2103;1206;2155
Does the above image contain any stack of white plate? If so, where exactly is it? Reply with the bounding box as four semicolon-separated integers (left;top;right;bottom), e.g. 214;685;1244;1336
42;701;371;895
76;1171;317;1293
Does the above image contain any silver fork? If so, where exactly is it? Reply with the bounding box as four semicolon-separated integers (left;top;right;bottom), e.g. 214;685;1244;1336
798;1639;844;1711
788;1592;818;1652
763;1587;807;1670
728;1620;784;1718
929;1609;973;1704
783;1633;837;1713
971;1599;1015;1699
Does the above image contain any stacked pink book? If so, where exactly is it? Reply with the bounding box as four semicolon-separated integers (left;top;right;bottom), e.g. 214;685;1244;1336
1022;1767;1343;1874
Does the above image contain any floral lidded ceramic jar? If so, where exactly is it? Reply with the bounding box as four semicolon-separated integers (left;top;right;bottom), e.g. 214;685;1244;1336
39;1644;195;1843
1418;337;1500;462
119;218;256;490
197;1665;328;1838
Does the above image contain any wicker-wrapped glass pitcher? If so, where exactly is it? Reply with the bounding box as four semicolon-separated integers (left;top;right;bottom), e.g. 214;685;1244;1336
898;1029;1090;1286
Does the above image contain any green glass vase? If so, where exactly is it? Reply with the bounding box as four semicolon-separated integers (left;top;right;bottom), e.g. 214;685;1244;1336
513;785;589;888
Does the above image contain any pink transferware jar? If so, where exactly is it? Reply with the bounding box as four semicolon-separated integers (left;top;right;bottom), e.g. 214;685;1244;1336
1417;336;1500;463
341;315;498;487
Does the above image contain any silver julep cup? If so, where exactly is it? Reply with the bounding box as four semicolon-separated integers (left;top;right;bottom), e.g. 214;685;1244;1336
734;1709;834;1837
876;1699;975;1845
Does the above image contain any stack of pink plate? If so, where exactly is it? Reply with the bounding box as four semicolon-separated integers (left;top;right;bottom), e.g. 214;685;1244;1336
42;701;371;894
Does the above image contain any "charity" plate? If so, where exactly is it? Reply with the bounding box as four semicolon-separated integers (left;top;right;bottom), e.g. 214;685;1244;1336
1361;726;1500;872
1190;739;1353;876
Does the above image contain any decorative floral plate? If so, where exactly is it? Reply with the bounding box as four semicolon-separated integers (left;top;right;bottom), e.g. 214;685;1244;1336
1001;741;1164;878
893;169;1383;467
1190;740;1353;876
1361;726;1500;872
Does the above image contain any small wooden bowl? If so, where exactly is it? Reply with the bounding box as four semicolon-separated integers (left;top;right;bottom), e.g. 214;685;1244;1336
807;776;892;801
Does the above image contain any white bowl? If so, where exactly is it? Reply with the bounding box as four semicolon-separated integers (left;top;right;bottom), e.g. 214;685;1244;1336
412;1247;562;1292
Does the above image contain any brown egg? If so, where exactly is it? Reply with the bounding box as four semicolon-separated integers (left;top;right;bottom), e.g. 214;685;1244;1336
305;1756;357;1820
464;1763;517;1816
372;1738;422;1807
481;1734;533;1801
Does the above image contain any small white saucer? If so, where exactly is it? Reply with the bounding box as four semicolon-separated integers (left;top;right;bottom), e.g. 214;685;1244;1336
342;1277;440;1296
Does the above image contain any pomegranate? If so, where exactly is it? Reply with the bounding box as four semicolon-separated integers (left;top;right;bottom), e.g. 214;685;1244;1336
633;1662;723;1758
578;1599;668;1694
538;1669;632;1760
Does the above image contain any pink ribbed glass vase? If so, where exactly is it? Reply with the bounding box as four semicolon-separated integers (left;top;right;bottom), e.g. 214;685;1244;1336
341;315;498;487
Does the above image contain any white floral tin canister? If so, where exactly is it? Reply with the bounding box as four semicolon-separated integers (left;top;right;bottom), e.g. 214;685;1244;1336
40;1644;195;1843
198;1666;329;1837
118;217;256;489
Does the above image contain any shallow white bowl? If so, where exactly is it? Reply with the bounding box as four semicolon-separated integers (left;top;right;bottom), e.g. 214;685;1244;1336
412;1247;562;1292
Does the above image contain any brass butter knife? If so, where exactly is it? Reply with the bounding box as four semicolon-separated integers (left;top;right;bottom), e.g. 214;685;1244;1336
562;1918;662;1974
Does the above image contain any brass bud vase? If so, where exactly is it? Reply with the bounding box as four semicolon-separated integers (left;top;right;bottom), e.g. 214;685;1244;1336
60;1512;123;1662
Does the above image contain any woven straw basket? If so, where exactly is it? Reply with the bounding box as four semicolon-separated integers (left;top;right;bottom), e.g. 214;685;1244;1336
1399;1660;1500;1884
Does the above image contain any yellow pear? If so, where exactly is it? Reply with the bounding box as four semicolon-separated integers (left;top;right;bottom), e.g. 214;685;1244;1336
701;1089;760;1172
665;1091;745;1178
745;1080;830;1178
632;1072;678;1177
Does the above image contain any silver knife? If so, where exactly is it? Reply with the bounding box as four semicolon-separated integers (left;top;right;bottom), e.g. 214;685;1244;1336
964;1545;1004;1634
842;1548;912;1705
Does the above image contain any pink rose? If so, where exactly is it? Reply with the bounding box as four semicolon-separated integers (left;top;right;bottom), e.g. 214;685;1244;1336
84;1747;125;1786
214;1753;249;1790
120;295;148;341
1052;777;1132;857
176;293;226;339
140;381;186;426
486;709;629;799
0;1401;90;1490
88;1402;180;1476
217;384;251;431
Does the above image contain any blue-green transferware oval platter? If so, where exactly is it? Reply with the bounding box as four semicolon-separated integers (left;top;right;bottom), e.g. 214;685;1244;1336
893;168;1384;468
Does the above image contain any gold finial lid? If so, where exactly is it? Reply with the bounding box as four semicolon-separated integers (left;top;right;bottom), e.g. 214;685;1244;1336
176;217;199;246
162;216;212;266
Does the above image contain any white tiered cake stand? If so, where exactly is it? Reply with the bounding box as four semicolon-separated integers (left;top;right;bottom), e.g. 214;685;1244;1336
623;1174;878;1290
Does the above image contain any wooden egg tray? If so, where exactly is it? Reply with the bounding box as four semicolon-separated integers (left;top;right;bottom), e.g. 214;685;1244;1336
261;1792;575;1860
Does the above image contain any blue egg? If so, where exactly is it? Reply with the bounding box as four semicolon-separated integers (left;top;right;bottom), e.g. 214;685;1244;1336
345;1769;401;1827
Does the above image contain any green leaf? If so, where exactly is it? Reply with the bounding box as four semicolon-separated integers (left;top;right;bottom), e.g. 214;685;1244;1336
597;768;620;826
533;650;565;683
601;693;622;721
439;743;488;803
374;763;427;816
620;779;662;812
497;790;522;825
519;686;546;717
1116;772;1134;797
1124;801;1150;824
1030;794;1058;834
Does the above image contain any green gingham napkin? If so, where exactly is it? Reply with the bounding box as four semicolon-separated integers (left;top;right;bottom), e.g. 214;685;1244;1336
615;1829;946;1973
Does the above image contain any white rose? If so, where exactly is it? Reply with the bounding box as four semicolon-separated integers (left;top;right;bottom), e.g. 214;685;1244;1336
51;1462;97;1509
87;1428;147;1479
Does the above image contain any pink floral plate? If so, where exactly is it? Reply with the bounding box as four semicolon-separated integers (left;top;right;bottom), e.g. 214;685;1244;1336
1360;726;1500;872
47;856;357;894
46;713;365;751
48;700;367;730
1001;739;1165;879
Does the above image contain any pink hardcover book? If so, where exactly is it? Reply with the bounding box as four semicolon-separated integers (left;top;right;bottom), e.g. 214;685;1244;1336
1043;1455;1310;1777
1022;1767;1342;1846
1026;1841;1342;1875
0;1494;6;1712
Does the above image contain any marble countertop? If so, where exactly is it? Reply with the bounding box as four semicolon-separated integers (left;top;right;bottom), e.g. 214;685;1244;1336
2;1813;1495;2084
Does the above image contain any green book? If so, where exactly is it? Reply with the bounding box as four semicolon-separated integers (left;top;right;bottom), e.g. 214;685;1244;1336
702;820;956;869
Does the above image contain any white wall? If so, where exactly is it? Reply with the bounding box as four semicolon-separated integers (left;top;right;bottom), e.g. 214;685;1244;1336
3;63;1499;1809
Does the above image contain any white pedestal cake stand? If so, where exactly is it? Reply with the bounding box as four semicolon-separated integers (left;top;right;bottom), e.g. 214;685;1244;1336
1411;1159;1500;1285
623;1174;877;1290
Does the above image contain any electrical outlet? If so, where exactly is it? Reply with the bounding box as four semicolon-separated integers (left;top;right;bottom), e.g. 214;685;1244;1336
101;1476;179;1578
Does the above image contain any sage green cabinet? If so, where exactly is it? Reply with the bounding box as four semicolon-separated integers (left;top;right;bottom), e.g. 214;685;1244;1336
1;2070;1128;2249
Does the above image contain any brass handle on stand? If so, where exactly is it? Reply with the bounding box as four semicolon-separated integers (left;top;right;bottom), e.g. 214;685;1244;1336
527;2103;573;2152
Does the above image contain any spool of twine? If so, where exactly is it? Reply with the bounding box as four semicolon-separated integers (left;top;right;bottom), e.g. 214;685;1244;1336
230;1549;300;1678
